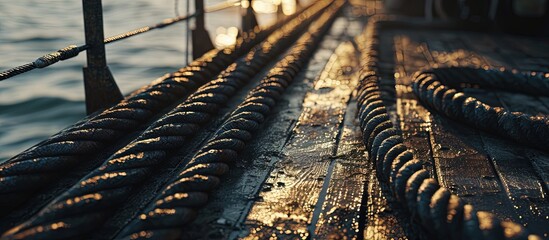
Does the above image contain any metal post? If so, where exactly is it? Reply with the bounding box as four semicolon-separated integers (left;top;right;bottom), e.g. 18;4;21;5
241;0;258;33
192;0;215;59
276;0;284;21
82;0;123;115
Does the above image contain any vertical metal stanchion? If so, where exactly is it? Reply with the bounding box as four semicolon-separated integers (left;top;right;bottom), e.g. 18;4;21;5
192;0;215;59
276;0;285;21
82;0;123;115
185;0;190;65
241;0;258;33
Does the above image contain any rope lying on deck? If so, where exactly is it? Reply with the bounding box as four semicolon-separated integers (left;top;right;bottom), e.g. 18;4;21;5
355;16;541;240
412;67;549;151
1;2;333;239
0;49;228;213
0;9;298;216
116;2;344;239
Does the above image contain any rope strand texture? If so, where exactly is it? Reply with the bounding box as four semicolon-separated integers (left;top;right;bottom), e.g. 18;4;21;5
355;16;541;240
412;67;549;151
0;17;285;216
1;2;333;239
116;2;344;239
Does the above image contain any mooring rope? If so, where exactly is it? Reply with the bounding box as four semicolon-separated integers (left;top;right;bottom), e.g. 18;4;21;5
412;67;549;151
0;11;292;217
116;2;344;239
1;2;333;239
0;1;240;81
355;15;540;239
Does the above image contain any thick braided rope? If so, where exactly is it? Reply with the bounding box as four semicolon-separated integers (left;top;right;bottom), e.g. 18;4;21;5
0;7;303;216
1;2;333;239
0;48;229;213
355;16;541;240
412;68;549;151
115;2;344;239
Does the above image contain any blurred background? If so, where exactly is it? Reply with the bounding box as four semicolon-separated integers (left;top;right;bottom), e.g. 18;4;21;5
0;0;310;161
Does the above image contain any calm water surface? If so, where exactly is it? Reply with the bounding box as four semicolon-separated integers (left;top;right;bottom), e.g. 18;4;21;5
0;0;284;161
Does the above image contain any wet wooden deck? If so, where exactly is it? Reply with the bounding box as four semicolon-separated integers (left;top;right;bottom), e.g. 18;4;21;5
183;10;549;240
390;28;549;237
1;1;548;239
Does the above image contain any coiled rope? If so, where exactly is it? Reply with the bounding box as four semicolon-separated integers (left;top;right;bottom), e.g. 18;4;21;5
0;10;290;216
2;2;333;239
355;15;541;240
115;2;344;239
0;1;240;81
412;67;549;151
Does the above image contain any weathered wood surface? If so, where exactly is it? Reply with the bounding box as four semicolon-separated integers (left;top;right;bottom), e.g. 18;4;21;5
387;29;549;237
175;12;373;239
176;20;346;239
2;2;548;238
242;40;359;239
363;168;414;240
312;93;366;239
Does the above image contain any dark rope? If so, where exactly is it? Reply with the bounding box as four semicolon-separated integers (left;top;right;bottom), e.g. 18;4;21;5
0;12;290;218
354;15;540;240
412;67;549;151
1;2;332;239
0;1;240;81
115;2;343;239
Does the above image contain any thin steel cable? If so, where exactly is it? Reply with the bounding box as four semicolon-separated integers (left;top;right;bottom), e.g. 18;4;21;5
0;1;240;81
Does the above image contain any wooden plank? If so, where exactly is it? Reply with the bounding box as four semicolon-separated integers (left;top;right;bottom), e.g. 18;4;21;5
467;36;549;236
457;34;508;69
393;32;517;220
474;91;549;236
428;115;510;215
383;25;549;237
411;30;549;234
171;25;343;239
344;31;415;240
313;95;368;239
526;150;549;199
363;169;414;240
242;41;360;239
478;132;549;235
497;91;549;117
393;35;436;178
416;32;521;220
499;36;549;72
